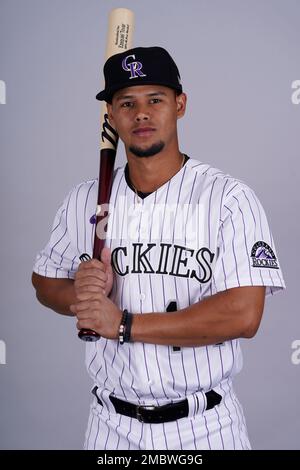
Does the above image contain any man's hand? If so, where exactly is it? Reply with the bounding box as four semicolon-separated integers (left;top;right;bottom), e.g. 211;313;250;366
70;291;122;339
71;247;121;338
74;247;114;300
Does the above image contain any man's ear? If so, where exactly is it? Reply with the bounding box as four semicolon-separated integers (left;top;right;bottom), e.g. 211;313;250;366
106;103;115;126
176;93;187;119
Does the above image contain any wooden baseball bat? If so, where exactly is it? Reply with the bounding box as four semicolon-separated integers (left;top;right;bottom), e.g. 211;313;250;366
78;8;135;342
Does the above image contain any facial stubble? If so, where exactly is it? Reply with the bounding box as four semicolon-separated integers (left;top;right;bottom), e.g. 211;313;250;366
129;141;165;158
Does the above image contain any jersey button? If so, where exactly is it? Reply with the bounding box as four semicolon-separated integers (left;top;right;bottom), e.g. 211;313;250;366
140;293;146;301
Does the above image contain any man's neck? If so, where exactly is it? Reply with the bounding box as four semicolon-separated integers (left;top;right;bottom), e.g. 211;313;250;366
126;150;185;193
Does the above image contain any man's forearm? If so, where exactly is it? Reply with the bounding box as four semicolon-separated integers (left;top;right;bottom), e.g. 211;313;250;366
38;282;76;316
131;286;265;347
32;273;76;316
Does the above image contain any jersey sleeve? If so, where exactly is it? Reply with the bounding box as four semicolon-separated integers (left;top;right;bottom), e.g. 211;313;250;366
213;184;286;297
32;188;80;279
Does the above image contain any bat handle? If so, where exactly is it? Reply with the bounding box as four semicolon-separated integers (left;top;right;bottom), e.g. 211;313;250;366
77;253;101;342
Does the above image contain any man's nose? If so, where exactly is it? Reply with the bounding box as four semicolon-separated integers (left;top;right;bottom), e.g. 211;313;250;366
134;104;150;122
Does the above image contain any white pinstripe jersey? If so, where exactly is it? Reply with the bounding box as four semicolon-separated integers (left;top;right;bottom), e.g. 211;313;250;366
33;157;285;406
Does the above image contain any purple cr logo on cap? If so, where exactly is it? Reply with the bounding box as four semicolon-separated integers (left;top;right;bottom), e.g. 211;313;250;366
122;54;147;80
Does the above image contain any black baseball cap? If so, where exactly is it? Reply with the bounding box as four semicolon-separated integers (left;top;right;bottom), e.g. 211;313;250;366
96;46;183;103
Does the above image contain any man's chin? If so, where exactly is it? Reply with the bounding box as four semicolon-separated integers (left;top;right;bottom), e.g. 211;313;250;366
129;141;164;158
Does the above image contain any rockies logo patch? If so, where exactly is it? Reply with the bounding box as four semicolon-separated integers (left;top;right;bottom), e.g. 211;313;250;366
251;241;279;269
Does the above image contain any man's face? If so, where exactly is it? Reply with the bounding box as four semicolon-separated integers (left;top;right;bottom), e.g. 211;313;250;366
107;85;186;158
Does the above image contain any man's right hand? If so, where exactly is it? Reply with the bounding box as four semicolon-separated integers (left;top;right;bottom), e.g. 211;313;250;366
74;247;114;302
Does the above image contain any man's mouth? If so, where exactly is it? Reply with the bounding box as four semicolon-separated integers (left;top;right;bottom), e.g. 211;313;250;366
132;127;156;137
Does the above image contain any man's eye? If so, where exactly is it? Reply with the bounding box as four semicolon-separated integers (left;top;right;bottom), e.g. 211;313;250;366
121;102;133;108
150;98;161;104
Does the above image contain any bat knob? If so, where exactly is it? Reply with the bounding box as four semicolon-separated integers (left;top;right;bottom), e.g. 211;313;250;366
78;329;101;342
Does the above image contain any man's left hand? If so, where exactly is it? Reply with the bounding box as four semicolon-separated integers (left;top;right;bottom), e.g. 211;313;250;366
70;293;122;339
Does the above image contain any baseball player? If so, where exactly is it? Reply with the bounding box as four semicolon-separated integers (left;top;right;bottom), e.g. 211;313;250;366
32;47;285;450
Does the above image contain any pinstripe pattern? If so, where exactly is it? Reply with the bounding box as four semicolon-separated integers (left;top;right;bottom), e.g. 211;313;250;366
33;157;285;449
84;379;250;450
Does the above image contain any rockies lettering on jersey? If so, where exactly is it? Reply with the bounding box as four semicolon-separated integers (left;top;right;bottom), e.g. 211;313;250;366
111;243;214;283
